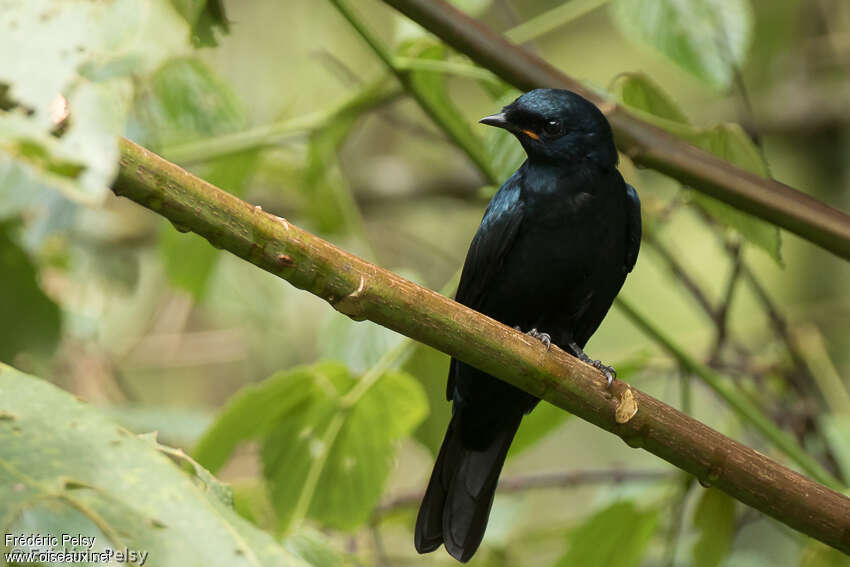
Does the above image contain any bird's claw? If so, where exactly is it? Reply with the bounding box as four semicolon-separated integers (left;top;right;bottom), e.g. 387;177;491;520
591;360;616;388
567;341;616;388
515;326;552;351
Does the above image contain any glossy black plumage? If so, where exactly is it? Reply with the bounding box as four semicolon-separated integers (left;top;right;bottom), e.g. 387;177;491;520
414;89;642;562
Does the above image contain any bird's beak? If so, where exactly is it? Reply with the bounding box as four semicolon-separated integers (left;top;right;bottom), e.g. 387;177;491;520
478;112;512;130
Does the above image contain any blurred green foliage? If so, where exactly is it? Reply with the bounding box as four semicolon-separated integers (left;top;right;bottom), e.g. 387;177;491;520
2;0;850;566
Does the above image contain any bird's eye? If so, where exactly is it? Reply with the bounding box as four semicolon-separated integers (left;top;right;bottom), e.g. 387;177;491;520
542;119;561;137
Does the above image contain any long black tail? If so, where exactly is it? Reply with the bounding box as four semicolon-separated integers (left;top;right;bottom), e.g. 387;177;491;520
414;410;522;562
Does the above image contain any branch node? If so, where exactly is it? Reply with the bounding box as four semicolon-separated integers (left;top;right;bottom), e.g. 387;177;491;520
276;215;291;232
277;254;295;268
615;386;639;424
332;275;368;321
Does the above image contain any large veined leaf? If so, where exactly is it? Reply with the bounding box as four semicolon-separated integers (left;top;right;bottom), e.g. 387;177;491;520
0;363;312;567
609;72;781;262
691;488;736;567
554;500;659;567
194;361;428;532
610;0;754;89
0;0;190;207
319;312;406;375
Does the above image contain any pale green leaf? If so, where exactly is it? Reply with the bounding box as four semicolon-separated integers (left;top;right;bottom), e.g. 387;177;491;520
692;488;737;567
193;365;324;472
799;541;850;567
609;73;781;262
0;363;311;567
132;57;244;150
818;415;850;486
285;528;346;567
262;364;427;531
509;402;569;457
610;0;753;89
556;501;659;567
319;313;406;375
196;362;427;531
609;72;688;123
0;0;189;204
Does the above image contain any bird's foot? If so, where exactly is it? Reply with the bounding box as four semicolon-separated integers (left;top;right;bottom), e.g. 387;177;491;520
514;326;551;351
568;342;616;388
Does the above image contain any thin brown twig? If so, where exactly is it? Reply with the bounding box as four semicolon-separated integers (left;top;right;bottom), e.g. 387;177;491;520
644;230;717;320
710;239;744;364
373;469;674;518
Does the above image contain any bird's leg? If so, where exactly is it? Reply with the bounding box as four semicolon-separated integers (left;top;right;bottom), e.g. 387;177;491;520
514;326;551;351
567;342;616;388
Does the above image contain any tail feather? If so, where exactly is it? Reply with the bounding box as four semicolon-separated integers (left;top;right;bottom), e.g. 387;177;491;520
415;411;522;562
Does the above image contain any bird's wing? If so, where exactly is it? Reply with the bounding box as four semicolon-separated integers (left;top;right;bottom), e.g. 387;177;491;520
624;184;642;273
455;179;525;310
447;177;525;401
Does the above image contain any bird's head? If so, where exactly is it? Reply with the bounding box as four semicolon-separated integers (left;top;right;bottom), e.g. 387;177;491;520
479;89;617;167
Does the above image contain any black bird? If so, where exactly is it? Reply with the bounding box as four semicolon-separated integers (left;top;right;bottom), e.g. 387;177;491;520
414;89;641;562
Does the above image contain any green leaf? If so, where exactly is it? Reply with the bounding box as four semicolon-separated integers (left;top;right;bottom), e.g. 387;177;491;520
610;0;753;89
262;364;427;531
0;0;189;205
799;541;850;567
404;343;452;456
0;363;311;567
193;365;322;473
609;73;781;263
101;404;214;448
0;222;61;363
160;229;221;299
169;0;229;46
691;488;737;567
132;57;245;150
194;362;427;531
682;124;782;263
609;72;688;123
319;310;406;376
509;402;570;457
555;501;659;567
285;528;346;567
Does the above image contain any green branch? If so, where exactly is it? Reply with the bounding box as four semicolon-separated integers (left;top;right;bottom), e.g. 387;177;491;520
113;138;850;554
